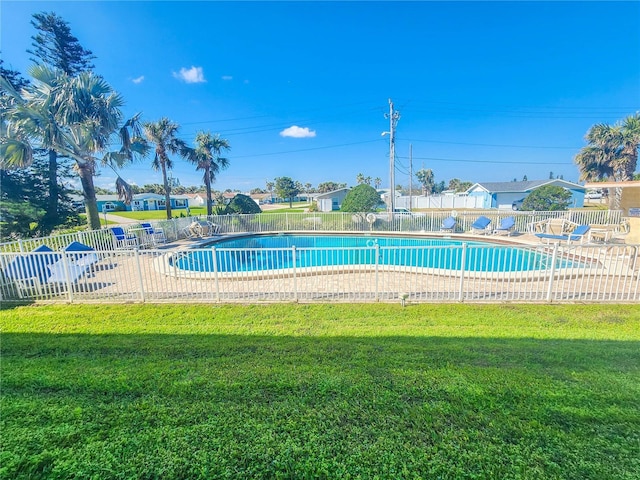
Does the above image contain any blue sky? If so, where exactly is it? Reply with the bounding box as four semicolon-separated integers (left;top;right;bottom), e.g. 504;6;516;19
2;1;639;192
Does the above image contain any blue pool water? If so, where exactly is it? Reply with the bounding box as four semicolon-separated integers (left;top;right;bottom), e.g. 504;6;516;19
171;234;570;273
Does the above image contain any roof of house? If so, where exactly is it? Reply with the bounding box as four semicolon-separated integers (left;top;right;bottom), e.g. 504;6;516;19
316;188;351;199
468;179;584;193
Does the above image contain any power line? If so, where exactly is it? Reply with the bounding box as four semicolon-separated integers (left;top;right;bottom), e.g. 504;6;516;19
232;139;383;159
396;155;574;166
396;137;579;150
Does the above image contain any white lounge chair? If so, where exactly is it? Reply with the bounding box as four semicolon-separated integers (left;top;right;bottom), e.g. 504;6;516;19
140;222;167;246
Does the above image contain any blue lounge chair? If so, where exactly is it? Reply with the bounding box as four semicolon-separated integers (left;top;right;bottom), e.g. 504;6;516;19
493;216;516;236
140;222;167;246
470;216;492;234
3;245;60;295
440;216;457;233
109;226;138;249
62;241;100;269
535;224;591;244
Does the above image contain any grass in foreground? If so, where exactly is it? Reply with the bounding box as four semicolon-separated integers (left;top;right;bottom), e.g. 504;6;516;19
1;304;639;479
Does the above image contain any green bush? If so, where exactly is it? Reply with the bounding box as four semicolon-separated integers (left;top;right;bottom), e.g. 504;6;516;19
225;194;262;214
522;185;572;211
340;184;380;212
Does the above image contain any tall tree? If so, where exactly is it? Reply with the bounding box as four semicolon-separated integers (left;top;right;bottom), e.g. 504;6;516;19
1;66;147;230
415;168;435;195
575;114;640;208
28;12;95;74
28;12;95;232
575;115;640;182
274;176;299;208
143;118;193;219
266;181;275;200
191;132;230;216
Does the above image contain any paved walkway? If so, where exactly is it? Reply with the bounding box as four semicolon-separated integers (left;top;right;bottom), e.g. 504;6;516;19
103;213;139;224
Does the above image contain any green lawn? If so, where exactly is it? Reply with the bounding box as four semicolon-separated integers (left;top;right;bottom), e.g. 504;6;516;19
2;304;639;479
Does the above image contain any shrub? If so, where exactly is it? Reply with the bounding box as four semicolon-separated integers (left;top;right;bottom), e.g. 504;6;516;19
341;185;380;212
522;185;572;211
225;194;262;214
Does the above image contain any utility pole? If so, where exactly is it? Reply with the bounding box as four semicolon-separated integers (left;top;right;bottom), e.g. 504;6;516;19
409;143;413;211
384;98;400;216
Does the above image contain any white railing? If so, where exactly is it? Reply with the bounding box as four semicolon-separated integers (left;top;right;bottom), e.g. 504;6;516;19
0;210;624;252
1;242;638;304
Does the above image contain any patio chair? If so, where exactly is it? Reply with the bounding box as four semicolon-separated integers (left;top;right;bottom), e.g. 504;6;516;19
470;216;492;235
440;216;457;233
109;226;139;249
3;244;60;295
535;224;591;244
184;220;219;238
493;216;516;236
140;222;167;246
61;241;101;269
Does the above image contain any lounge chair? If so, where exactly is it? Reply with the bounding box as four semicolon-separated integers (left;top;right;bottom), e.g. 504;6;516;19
535;224;591;244
109;226;139;249
470;216;492;234
140;222;167;246
61;241;101;269
3;245;60;295
493;216;516;236
440;216;457;233
183;220;219;238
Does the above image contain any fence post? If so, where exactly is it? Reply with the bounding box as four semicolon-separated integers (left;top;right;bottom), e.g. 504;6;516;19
375;243;380;301
61;253;74;303
545;243;559;302
292;246;298;302
212;246;220;302
458;243;467;302
134;249;146;302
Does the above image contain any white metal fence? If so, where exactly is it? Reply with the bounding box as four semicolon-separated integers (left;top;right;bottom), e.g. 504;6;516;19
1;241;638;304
0;210;624;253
1;210;635;304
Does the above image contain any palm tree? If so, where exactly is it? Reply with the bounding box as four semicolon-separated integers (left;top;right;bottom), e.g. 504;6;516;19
620;113;640;181
415;168;435;195
190;131;230;216
266;181;274;201
575;115;640;182
575;114;640;208
1;65;147;229
143;118;193;219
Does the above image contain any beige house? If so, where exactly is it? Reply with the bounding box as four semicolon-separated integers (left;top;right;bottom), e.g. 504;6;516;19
585;181;640;243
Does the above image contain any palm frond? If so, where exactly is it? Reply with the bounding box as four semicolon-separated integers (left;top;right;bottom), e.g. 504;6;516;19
115;176;133;204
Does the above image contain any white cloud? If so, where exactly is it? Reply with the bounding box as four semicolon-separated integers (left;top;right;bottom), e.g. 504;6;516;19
279;125;317;138
132;75;145;84
173;66;206;83
221;75;233;81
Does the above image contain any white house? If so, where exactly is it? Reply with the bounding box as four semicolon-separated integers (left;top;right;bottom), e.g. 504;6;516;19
183;193;206;208
466;179;586;209
316;188;350;212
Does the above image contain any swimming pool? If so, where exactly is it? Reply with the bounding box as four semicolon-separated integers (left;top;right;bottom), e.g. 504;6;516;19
169;234;575;274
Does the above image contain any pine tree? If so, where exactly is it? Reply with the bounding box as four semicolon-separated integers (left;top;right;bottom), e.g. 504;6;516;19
27;12;95;232
28;12;95;75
